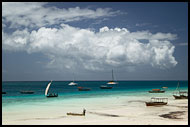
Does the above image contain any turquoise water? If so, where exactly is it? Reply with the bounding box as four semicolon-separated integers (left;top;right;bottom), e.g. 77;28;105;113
2;81;188;108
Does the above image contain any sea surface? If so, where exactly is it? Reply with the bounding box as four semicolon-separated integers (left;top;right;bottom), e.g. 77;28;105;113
2;80;188;110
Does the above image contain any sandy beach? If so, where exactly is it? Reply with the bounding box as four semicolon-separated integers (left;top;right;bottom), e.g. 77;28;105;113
2;94;188;125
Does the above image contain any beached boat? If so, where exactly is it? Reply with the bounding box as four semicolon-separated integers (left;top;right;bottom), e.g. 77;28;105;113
148;89;165;93
107;69;118;85
100;85;113;89
45;80;58;97
173;82;188;99
78;87;91;91
145;97;168;106
2;92;6;94
67;109;86;116
20;91;34;94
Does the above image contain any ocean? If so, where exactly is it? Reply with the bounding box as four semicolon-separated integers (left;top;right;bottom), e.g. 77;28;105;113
2;80;188;107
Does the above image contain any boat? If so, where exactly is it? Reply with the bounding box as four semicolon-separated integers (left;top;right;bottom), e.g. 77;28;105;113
148;89;165;93
100;85;113;89
68;82;78;86
68;73;78;86
173;82;188;99
107;69;118;85
67;109;86;116
45;80;58;97
2;92;6;94
145;97;168;106
78;87;91;91
20;91;34;94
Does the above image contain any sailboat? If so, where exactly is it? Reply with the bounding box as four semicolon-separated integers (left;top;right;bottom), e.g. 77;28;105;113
45;80;58;98
173;82;188;99
68;73;78;86
107;69;118;85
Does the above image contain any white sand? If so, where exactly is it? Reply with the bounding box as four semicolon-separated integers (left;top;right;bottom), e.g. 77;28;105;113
2;94;188;125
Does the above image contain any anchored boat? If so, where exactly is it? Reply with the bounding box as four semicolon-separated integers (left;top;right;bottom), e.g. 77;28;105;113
107;69;118;85
148;89;165;93
78;87;91;91
100;85;113;89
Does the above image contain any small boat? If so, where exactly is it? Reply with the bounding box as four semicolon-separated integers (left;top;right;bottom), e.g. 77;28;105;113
67;109;86;116
173;91;188;99
2;92;6;94
78;87;91;91
68;82;78;86
68;73;78;86
148;89;165;93
100;85;113;89
20;91;34;94
173;82;188;99
45;80;58;98
145;97;168;106
107;69;118;85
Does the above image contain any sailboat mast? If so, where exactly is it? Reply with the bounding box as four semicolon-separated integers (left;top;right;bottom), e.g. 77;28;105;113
112;69;114;81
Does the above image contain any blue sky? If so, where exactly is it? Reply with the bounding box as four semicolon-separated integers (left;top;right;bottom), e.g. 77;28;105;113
2;2;188;81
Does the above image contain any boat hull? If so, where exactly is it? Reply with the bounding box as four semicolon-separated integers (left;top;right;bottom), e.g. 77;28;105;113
46;93;58;97
20;91;34;94
173;95;188;99
67;113;84;116
145;102;167;106
78;88;91;91
148;91;165;93
100;86;112;89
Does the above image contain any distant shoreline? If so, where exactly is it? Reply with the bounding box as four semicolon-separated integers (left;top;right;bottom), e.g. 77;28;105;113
2;80;188;82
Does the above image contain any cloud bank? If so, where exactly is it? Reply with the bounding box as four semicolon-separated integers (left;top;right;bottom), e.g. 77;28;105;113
2;24;178;71
2;2;120;28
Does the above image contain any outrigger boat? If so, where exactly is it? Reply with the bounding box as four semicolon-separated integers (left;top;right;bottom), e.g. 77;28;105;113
145;97;168;106
100;85;113;89
148;89;165;93
20;91;34;94
45;80;58;97
78;87;91;91
67;109;86;116
173;82;188;99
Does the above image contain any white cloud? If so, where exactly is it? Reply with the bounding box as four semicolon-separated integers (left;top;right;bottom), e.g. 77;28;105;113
2;2;120;28
2;24;178;71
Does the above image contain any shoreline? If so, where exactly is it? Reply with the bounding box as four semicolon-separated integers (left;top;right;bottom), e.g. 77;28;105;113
2;93;188;125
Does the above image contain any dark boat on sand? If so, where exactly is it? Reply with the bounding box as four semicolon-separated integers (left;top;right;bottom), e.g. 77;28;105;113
173;82;188;99
145;97;168;106
67;109;86;116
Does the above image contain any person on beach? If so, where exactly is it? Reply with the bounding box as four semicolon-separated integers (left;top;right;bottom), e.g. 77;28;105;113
83;109;86;116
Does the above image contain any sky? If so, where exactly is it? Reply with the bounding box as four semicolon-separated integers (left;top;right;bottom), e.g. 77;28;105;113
2;2;188;81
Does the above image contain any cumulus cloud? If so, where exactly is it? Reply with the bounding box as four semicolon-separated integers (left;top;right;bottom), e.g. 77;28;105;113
2;2;120;28
2;24;178;71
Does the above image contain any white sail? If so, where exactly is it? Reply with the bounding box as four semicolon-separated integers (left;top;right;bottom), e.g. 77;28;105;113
45;81;52;96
